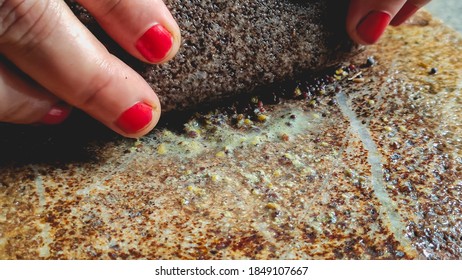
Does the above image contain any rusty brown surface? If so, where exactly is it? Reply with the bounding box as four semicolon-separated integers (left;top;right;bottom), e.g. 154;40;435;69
0;11;461;259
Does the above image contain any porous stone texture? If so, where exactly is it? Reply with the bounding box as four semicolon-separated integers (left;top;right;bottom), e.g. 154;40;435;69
67;0;357;112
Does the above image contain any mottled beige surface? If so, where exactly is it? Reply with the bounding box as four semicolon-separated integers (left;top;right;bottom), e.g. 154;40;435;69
0;11;461;259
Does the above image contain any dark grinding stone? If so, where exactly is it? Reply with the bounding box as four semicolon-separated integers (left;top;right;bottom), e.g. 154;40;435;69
67;0;358;112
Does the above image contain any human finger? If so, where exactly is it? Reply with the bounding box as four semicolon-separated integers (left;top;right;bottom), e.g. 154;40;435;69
77;0;181;64
390;0;432;26
0;0;161;137
346;0;407;45
0;60;71;125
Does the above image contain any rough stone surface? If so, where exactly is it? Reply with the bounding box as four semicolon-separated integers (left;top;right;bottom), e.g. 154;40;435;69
67;0;358;112
1;11;461;260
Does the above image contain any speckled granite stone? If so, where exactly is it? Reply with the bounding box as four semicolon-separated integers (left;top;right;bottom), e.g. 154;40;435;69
0;11;461;260
67;0;358;112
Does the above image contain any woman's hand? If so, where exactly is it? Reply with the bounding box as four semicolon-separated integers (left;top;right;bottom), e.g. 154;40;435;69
0;0;180;138
346;0;431;45
0;0;433;139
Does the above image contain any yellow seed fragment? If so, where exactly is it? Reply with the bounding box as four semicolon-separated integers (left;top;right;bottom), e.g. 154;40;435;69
294;87;302;96
157;143;167;155
244;119;253;125
250;136;261;146
273;169;282;177
257;114;268;122
210;174;220;182
162;130;174;138
187;185;205;196
284;153;294;160
399;126;408;132
266;202;280;210
215;151;226;158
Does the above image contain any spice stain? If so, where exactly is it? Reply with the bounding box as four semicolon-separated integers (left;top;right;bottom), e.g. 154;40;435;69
0;11;461;259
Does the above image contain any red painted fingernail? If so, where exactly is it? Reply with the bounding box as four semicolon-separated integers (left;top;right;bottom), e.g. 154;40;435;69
115;102;153;134
40;103;72;125
357;11;391;44
390;3;419;26
136;24;173;63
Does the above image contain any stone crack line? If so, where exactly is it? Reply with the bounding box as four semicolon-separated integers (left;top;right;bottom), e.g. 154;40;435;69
33;167;52;258
304;130;350;210
336;92;417;255
77;151;138;195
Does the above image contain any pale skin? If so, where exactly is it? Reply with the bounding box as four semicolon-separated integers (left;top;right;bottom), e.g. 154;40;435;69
0;0;431;138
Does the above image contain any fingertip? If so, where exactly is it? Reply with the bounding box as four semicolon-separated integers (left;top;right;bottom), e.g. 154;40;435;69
39;103;72;125
356;11;392;45
135;22;181;64
114;100;161;138
346;0;405;45
159;21;182;64
131;106;161;138
390;2;420;26
78;0;181;65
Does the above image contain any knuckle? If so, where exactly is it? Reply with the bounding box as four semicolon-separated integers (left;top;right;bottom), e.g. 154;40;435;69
92;0;124;18
74;66;114;110
0;0;58;49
